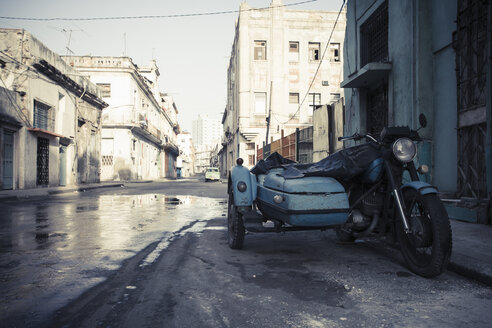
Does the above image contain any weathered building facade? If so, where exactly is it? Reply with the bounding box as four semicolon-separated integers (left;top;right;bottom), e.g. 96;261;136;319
63;56;179;180
220;0;346;175
0;29;107;190
341;0;491;223
176;131;195;178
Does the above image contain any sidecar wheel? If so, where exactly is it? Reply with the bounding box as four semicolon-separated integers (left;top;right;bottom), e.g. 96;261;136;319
397;189;452;278
227;190;245;249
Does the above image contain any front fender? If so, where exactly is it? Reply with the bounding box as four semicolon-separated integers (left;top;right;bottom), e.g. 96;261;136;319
400;181;438;195
229;165;257;206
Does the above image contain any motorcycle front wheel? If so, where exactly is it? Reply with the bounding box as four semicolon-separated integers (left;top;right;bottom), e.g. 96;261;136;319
227;190;245;249
397;189;452;278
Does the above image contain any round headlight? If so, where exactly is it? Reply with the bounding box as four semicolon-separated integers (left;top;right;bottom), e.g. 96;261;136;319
237;181;247;192
392;138;416;163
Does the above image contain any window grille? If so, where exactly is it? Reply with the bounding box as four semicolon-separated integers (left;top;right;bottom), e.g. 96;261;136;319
33;100;50;130
360;1;388;67
455;0;488;199
36;137;49;186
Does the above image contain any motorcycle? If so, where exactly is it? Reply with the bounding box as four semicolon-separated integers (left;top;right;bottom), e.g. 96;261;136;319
227;114;452;278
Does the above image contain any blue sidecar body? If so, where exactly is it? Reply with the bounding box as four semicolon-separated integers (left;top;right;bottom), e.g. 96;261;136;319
255;168;349;226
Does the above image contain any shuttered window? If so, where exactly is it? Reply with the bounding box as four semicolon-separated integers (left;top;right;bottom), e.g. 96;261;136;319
33;100;50;130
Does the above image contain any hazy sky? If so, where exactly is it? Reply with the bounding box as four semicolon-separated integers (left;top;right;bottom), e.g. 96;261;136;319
0;0;344;131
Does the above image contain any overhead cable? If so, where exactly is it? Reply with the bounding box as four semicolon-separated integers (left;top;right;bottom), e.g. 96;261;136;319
0;0;317;21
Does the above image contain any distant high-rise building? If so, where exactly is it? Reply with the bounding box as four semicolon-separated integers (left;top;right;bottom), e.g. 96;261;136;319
192;114;222;147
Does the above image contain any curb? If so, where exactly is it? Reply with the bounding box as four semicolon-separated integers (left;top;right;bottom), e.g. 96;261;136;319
0;183;125;201
76;184;124;192
447;261;492;287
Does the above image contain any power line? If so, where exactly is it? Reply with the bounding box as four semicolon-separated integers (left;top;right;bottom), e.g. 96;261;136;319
0;0;317;21
273;0;346;125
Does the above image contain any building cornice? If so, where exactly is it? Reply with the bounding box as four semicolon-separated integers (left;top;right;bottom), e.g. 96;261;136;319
33;59;108;109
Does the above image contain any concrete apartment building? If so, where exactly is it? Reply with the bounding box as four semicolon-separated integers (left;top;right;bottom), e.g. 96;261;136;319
0;29;107;190
63;56;179;180
221;0;346;172
192;114;222;147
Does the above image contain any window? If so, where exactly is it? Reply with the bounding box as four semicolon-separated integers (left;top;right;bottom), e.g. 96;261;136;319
97;83;111;98
254;92;267;114
254;41;267;60
330;93;341;103
288;41;299;62
246;142;255;150
309;42;321;61
248;154;255;166
289;93;299;104
330;43;340;62
360;1;388;66
289;93;300;119
308;93;321;115
33;100;50;130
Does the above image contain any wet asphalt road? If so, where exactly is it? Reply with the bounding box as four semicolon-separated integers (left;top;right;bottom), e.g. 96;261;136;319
0;178;491;328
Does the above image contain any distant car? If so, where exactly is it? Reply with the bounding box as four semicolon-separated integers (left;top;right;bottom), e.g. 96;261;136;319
205;167;220;182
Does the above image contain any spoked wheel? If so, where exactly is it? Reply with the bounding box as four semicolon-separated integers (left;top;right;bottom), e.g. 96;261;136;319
227;189;245;249
397;189;452;278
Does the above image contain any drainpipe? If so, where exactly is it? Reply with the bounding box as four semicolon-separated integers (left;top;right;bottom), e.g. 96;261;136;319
486;1;492;208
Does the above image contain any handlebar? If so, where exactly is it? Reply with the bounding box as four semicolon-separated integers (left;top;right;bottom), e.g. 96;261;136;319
339;127;423;143
338;132;378;142
338;133;362;142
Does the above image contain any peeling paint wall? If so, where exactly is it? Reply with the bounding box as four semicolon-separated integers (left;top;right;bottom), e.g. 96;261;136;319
0;28;105;189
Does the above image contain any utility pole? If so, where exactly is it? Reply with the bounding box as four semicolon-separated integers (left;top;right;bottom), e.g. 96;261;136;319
265;81;273;145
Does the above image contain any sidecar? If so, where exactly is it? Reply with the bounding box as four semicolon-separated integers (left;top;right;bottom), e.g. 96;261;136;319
227;157;350;249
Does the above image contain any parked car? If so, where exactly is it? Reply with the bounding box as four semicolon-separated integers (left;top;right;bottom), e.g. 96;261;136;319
205;167;220;182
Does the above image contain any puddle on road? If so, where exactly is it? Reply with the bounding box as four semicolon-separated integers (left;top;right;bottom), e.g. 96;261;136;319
0;194;226;324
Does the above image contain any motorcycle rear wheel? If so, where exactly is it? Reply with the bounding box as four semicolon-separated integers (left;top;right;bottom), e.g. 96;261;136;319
227;190;245;249
397;189;452;278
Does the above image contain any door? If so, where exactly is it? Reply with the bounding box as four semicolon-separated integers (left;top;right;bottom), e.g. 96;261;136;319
2;130;14;190
59;146;66;186
37;137;49;186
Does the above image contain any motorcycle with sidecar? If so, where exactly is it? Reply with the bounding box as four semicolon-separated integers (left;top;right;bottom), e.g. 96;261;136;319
227;115;452;278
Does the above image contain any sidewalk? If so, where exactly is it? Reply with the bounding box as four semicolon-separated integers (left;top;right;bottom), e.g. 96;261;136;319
0;183;491;285
448;219;492;286
0;181;125;201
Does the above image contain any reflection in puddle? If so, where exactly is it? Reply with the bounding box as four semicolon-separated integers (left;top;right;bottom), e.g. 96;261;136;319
0;194;226;325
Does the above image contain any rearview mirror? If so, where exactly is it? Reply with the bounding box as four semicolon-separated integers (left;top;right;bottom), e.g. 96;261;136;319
419;113;427;129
